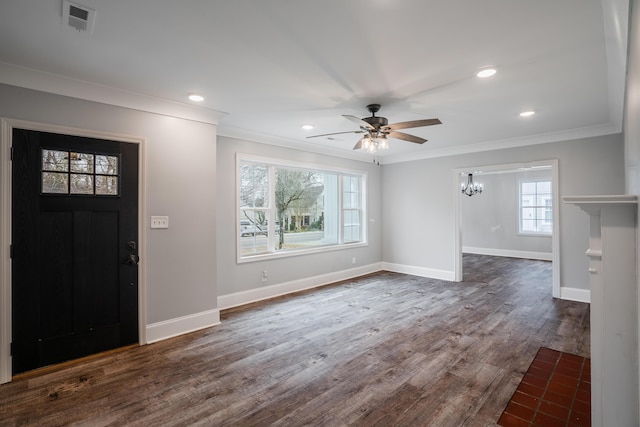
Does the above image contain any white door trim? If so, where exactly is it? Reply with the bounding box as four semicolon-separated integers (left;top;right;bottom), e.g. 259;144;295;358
453;159;560;298
0;118;147;384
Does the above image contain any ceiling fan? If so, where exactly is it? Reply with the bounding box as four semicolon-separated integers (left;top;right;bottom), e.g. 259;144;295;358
307;104;442;153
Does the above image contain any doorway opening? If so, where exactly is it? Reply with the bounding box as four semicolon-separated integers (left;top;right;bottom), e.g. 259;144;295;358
453;160;560;297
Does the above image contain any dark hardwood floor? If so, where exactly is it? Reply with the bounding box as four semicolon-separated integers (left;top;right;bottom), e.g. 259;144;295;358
0;254;590;426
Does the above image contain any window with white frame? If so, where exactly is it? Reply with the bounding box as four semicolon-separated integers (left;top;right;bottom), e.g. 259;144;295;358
238;155;366;261
519;180;552;235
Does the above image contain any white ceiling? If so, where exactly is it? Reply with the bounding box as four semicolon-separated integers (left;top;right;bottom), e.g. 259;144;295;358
0;0;629;163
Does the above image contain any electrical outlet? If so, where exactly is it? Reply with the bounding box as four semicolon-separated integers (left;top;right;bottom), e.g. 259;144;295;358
352;257;356;264
262;270;268;282
150;216;169;229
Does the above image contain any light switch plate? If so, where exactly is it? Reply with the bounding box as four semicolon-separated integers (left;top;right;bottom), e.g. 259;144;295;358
150;216;169;229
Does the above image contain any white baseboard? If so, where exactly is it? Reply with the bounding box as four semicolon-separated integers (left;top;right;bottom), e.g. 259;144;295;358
381;262;455;281
146;308;221;344
218;263;383;310
463;246;552;261
560;287;591;303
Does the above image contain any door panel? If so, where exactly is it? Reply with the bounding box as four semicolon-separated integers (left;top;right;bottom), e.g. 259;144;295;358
11;129;139;375
89;211;120;327
39;211;74;337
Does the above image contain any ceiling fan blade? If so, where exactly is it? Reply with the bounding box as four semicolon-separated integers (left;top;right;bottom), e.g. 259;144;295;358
306;130;364;139
385;118;442;131
352;137;366;150
343;115;375;130
388;131;427;144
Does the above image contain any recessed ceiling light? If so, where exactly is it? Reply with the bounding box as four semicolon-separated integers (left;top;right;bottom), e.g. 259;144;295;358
476;68;497;78
188;94;204;102
301;124;314;130
520;111;536;117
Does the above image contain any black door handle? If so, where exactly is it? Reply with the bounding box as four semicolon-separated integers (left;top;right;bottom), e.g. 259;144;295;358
124;253;139;266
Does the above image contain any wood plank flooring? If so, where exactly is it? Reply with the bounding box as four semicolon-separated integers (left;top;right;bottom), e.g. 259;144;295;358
0;254;590;426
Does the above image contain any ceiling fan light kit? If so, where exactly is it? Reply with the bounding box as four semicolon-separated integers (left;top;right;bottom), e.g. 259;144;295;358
307;104;441;155
361;133;389;153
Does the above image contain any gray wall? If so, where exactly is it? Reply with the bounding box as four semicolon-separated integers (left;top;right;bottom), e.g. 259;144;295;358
626;0;640;195
461;169;552;255
624;0;640;418
382;134;624;291
216;136;383;297
0;83;218;324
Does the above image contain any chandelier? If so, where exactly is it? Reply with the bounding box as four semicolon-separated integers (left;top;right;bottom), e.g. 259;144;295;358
359;132;389;154
461;173;483;196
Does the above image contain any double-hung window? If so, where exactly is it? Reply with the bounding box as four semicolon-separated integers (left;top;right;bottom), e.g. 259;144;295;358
519;180;552;235
238;155;367;261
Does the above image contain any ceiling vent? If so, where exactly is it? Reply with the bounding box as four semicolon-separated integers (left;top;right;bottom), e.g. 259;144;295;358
62;0;96;33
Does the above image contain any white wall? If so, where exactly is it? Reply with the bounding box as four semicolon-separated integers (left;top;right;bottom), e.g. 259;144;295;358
0;83;218;330
216;136;383;306
383;134;624;291
461;169;552;259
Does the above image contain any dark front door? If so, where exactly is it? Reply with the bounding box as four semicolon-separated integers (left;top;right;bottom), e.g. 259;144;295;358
11;129;139;375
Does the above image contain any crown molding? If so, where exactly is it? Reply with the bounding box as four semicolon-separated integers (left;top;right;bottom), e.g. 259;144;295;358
217;124;376;164
381;122;621;164
0;61;226;125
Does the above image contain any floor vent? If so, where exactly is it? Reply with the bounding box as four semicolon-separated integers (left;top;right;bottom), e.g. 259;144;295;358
62;0;96;33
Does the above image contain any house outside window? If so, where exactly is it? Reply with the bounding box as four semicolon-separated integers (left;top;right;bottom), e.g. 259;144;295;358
238;155;367;262
519;180;552;235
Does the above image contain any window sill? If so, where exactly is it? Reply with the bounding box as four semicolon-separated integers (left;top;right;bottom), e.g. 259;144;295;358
237;241;368;264
517;232;552;237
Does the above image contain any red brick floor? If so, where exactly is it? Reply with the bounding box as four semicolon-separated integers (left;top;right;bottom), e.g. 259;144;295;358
497;347;590;427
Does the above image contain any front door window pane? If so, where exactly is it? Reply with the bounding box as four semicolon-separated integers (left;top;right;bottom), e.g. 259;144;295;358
42;172;68;194
70;174;93;194
42;150;68;172
96;155;118;175
95;176;118;195
70;152;94;173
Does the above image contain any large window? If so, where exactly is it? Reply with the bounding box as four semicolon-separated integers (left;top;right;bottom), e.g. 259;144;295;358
238;155;366;261
519;180;552;235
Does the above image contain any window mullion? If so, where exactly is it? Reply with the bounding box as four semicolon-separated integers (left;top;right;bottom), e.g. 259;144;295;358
267;165;276;252
338;175;344;244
